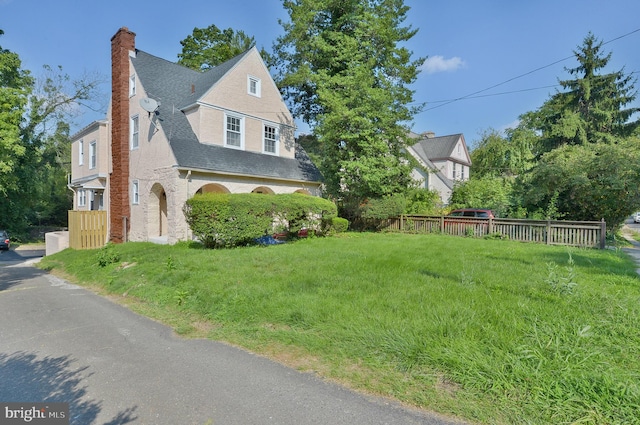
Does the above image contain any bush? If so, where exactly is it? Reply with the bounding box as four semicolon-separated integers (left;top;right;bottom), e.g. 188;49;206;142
183;193;337;248
323;216;349;235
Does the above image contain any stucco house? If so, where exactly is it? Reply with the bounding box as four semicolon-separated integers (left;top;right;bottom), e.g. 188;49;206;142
406;132;471;204
69;27;322;244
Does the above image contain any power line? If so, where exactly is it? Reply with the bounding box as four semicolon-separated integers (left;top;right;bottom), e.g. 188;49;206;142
422;28;640;112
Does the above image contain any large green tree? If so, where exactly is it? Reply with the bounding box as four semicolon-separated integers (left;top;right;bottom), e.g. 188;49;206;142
0;30;101;234
521;32;639;154
500;33;640;228
177;25;256;71
470;128;536;179
518;140;640;227
273;0;424;217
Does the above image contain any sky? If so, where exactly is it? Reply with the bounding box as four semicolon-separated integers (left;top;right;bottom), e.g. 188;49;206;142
1;0;639;148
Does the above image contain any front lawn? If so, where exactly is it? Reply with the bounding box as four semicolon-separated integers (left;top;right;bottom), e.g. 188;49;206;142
38;233;640;424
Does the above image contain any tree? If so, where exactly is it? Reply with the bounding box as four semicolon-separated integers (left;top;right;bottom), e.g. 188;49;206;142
0;29;32;193
177;25;256;71
518;139;640;228
273;0;424;218
0;29;101;234
449;177;513;218
521;32;639;154
470;128;536;179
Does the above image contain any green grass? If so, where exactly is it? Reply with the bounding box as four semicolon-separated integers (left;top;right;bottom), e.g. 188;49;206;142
38;233;640;424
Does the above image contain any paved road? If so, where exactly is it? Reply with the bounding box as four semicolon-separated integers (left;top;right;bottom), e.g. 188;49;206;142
0;254;464;425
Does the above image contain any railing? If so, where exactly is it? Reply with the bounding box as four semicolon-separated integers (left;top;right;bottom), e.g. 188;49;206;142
68;210;108;249
379;215;606;249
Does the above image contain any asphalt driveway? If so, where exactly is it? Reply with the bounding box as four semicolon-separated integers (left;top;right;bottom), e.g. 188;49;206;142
0;257;465;425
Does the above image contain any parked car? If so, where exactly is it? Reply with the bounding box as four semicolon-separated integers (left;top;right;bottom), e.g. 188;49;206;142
0;230;10;251
447;208;495;218
633;212;640;223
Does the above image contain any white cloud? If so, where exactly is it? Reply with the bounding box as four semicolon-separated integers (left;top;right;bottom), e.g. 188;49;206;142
422;55;466;74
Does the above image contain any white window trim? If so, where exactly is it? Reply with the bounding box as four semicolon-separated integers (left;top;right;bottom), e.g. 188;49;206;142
132;180;139;205
247;75;261;97
130;115;139;150
129;74;136;97
224;113;244;149
262;123;279;155
78;189;86;207
89;141;97;169
78;140;84;166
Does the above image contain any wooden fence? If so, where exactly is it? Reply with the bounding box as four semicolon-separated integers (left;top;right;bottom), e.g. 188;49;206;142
68;210;108;250
379;215;606;249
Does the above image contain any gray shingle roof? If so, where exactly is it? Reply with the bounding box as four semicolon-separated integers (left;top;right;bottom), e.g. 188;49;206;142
412;134;465;162
130;49;322;183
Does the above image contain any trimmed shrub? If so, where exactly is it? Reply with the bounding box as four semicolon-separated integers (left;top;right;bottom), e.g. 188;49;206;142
183;193;337;248
323;216;349;235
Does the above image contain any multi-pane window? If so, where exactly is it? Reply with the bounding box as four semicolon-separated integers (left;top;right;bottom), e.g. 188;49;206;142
264;125;277;154
452;163;457;180
78;190;86;207
226;115;242;147
132;180;139;205
131;115;139;149
89;141;97;169
248;76;261;97
78;140;84;165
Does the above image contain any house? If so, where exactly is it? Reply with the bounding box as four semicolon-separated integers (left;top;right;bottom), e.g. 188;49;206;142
406;132;471;204
69;27;323;244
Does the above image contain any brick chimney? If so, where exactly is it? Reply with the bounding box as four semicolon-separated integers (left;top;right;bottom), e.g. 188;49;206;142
110;27;135;243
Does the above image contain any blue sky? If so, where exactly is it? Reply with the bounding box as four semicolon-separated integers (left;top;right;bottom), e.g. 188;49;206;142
2;0;639;147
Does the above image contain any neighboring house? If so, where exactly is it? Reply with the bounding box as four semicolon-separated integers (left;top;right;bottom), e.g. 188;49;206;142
69;27;322;244
406;132;471;204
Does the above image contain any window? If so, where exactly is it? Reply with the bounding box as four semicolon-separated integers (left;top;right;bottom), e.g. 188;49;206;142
461;165;465;180
78;140;84;166
225;115;242;148
131;115;139;149
452;163;457;179
132;180;139;205
129;74;136;97
263;124;278;154
248;76;261;97
89;141;97;169
78;190;86;207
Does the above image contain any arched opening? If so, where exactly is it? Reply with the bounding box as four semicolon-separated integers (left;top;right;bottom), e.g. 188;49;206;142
149;183;168;238
195;183;230;195
252;186;275;194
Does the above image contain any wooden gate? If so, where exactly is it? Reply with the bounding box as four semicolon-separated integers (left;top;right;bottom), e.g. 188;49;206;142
68;210;108;249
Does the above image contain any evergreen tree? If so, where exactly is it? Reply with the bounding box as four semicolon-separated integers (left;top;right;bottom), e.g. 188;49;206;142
522;32;639;154
273;0;424;217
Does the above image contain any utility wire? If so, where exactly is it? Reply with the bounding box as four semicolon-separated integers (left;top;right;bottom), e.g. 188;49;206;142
422;28;640;112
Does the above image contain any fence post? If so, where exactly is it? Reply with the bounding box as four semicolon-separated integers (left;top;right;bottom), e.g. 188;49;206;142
546;220;551;245
600;218;606;249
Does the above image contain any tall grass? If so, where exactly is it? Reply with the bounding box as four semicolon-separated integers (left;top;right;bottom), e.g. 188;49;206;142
39;233;640;424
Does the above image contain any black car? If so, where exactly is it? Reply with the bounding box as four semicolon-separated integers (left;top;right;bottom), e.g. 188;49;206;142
0;230;10;251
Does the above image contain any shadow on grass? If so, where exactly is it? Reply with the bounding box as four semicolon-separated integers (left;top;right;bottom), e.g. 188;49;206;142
0;351;137;425
540;248;640;280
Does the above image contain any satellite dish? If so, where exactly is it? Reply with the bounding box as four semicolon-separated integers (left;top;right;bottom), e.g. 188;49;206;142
139;97;159;113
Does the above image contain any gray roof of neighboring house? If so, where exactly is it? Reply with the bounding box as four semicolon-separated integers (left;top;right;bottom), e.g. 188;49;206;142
411;133;469;164
130;49;322;183
408;133;472;191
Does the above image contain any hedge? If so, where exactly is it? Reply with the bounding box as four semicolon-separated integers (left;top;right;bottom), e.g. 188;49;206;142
183;193;338;248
